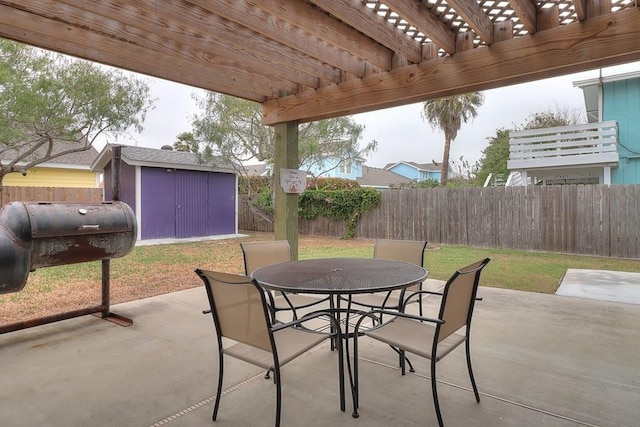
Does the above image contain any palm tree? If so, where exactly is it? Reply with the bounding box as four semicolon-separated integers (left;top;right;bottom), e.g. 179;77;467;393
422;93;484;186
173;132;198;153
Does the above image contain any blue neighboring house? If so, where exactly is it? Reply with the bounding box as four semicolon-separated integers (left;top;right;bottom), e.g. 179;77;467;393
384;161;442;183
577;71;640;184
306;156;412;189
506;71;640;186
304;156;364;180
250;156;411;189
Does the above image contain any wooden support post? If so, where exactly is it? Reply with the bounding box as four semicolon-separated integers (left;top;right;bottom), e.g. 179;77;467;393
273;121;300;260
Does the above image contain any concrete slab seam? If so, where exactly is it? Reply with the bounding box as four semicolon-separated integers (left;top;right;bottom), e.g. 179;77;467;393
358;356;599;427
409;369;600;427
148;371;265;427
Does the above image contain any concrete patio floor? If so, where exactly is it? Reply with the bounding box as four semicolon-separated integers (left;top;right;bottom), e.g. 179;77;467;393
1;280;639;427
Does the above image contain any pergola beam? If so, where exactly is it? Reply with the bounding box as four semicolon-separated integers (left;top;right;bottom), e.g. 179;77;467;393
509;0;538;34
312;0;424;64
0;3;269;101
188;0;369;79
262;8;640;125
445;0;495;45
381;0;457;55
14;0;341;91
252;0;393;71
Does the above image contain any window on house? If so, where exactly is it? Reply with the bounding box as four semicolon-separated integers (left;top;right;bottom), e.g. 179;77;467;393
339;160;352;174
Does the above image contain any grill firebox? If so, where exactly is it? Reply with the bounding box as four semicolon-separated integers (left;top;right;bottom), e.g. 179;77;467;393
0;201;137;294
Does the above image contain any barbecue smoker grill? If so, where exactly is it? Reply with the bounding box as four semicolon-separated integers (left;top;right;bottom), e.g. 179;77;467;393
0;200;137;333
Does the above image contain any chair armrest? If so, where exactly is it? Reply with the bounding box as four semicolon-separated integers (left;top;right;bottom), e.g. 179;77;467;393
418;290;444;296
401;290;442;310
353;308;444;335
401;289;483;310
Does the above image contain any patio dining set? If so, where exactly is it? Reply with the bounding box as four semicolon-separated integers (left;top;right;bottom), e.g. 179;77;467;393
196;239;490;427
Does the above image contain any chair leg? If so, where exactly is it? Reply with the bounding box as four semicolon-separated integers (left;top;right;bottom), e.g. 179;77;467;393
274;365;282;427
212;353;224;421
466;338;481;402
406;354;415;372
336;328;346;413
330;296;337;351
431;358;444;427
388;346;415;374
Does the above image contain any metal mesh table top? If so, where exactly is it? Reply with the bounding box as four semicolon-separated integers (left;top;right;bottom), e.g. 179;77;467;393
252;258;428;294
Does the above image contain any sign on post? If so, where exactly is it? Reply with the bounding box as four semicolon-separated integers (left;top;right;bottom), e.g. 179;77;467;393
279;169;307;194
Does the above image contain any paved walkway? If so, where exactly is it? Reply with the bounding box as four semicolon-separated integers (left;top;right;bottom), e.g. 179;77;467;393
556;269;640;305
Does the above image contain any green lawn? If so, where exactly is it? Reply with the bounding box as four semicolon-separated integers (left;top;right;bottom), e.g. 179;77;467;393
300;241;640;294
7;233;640;302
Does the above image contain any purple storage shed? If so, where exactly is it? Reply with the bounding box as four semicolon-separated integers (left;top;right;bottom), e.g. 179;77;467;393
92;144;237;241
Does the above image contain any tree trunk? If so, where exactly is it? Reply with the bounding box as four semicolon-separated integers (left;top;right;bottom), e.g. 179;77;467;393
440;135;451;186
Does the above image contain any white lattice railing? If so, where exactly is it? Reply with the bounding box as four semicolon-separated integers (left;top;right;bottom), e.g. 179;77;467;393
507;121;619;170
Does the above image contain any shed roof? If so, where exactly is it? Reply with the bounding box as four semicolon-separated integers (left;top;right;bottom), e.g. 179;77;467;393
1;2;638;125
92;144;236;174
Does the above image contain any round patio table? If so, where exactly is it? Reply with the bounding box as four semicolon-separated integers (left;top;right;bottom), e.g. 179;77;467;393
252;257;428;418
252;257;427;295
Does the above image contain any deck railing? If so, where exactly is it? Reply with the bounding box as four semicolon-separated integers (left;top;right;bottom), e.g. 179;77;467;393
507;121;618;170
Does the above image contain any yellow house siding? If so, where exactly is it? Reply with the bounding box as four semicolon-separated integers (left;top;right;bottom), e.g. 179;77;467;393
4;167;99;188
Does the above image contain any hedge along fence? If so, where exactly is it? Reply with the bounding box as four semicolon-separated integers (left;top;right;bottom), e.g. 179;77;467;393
1;186;104;206
239;185;640;259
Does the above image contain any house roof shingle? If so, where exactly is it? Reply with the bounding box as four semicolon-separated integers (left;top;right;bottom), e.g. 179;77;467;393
244;163;270;176
357;165;412;189
384;161;441;172
0;140;99;169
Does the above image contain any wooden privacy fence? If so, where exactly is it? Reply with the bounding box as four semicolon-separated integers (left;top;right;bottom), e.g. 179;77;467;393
239;185;640;259
1;186;103;206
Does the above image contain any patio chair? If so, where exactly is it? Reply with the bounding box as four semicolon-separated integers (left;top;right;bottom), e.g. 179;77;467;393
241;240;331;321
346;239;428;315
352;258;491;427
195;269;345;427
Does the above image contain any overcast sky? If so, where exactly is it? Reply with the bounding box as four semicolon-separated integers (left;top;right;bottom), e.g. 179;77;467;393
104;61;640;169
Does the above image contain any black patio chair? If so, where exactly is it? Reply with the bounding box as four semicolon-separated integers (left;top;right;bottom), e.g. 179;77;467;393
241;240;332;321
195;269;345;427
346;239;428;315
352;258;491;427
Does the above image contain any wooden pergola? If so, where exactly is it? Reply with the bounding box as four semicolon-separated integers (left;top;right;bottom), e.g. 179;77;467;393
1;0;638;255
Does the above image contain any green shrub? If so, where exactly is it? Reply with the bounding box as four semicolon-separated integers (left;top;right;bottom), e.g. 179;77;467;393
238;175;270;195
299;188;381;239
253;188;274;215
308;177;360;190
250;186;381;239
389;179;439;189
